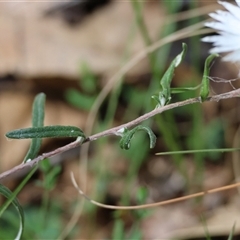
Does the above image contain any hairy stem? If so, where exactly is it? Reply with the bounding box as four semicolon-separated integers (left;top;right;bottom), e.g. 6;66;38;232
0;88;239;182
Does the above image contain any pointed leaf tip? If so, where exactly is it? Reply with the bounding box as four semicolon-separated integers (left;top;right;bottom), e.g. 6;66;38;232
200;53;219;102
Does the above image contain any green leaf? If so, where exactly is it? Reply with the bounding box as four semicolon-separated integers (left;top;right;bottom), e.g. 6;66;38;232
65;89;95;111
24;93;46;162
39;158;52;173
156;148;240;155
79;62;97;93
32;93;46;127
228;223;236;240
44;165;61;190
152;43;187;107
136;187;148;204
39;159;61;190
6;125;86;139
200;53;219;102
170;84;201;94
119;125;156;150
0;185;24;240
112;218;124;240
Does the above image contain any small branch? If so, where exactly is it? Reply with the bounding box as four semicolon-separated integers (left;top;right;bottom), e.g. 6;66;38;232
0;140;81;182
0;88;239;182
88;97;198;141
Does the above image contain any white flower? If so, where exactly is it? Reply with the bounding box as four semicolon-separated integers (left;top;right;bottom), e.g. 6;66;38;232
202;0;240;62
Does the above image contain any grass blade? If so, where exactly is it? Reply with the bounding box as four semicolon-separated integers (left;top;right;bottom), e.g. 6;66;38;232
156;148;240;155
0;185;24;240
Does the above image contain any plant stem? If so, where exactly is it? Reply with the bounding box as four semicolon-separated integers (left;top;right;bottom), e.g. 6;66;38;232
0;88;239;181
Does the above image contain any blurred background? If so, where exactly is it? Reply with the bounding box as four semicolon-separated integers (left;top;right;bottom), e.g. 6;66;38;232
0;0;240;239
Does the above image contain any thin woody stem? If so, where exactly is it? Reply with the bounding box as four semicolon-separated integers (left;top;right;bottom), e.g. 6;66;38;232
0;88;239;182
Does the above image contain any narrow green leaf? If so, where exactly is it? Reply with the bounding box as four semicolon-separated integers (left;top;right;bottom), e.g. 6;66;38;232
152;43;187;107
200;53;219;102
24;93;46;162
170;84;201;94
119;125;156;150
6;125;86;139
44;165;61;190
65;89;95;111
39;159;61;190
156;148;240;155
39;158;52;173
136;187;148;204
0;185;24;240
112;218;125;240
80;62;97;93
32;93;46;127
227;223;236;240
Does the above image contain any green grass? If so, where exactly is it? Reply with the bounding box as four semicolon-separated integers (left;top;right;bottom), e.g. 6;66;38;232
1;1;237;239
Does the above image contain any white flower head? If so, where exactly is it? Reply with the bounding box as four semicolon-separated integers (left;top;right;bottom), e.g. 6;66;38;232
202;0;240;63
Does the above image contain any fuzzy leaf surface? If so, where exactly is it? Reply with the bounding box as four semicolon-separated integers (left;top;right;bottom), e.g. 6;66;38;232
120;125;156;150
200;53;219;102
6;125;85;139
152;43;187;106
24;93;45;162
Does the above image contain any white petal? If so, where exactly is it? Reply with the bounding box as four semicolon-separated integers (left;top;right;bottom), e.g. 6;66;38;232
209;10;240;26
205;21;240;34
211;33;240;45
203;36;240;53
219;1;240;21
209;9;235;22
202;0;240;64
201;36;214;42
202;34;228;44
209;11;228;22
210;45;239;53
236;1;240;8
